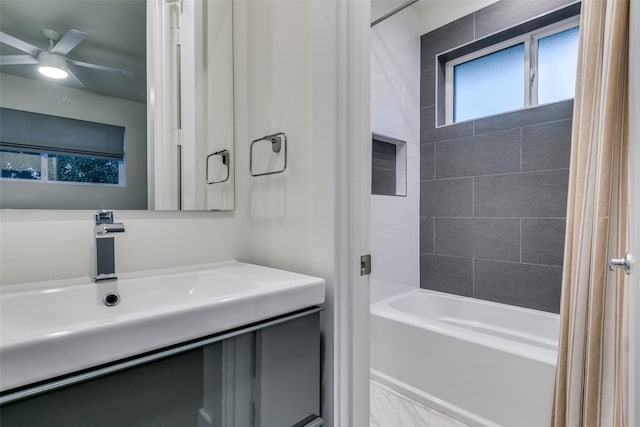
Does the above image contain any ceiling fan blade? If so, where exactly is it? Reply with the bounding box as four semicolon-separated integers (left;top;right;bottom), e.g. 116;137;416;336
50;29;87;55
65;69;85;88
67;59;133;75
0;31;40;56
0;55;38;65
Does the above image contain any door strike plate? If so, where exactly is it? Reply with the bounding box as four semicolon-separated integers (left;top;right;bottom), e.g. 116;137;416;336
360;254;371;276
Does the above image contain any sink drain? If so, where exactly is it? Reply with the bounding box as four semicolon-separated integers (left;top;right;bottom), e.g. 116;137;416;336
103;292;120;307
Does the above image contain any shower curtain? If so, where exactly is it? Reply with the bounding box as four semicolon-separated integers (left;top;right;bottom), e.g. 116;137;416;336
551;0;630;426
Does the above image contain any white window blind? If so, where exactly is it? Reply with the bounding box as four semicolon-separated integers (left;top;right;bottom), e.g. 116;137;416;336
0;108;125;160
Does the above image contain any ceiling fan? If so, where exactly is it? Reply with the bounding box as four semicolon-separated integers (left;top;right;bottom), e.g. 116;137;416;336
0;28;132;86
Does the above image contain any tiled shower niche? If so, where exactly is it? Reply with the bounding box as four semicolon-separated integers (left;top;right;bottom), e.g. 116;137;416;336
372;134;407;197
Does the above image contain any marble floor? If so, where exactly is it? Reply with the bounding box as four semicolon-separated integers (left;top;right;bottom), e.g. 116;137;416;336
370;380;470;427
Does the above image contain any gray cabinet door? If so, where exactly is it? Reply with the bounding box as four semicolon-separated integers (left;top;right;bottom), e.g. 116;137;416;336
255;313;321;427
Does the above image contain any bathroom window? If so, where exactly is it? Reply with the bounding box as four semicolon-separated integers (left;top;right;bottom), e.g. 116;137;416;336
537;26;580;104
444;17;580;124
0;108;125;185
452;43;525;123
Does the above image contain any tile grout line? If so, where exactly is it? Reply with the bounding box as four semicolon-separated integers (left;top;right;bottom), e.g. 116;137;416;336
432;143;436;180
420;167;569;182
429;107;571;139
520;218;523;263
372;166;396;172
418;216;567;220
472;176;475;217
424;252;563;269
472;258;476;298
520;117;574;129
433;217;436;255
427;106;575;142
520;127;523;172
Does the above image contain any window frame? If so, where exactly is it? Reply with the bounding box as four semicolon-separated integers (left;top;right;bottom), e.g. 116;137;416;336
444;16;580;125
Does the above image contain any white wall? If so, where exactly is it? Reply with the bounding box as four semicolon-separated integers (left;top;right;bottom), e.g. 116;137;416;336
0;210;239;285
370;1;422;302
234;0;314;272
233;0;338;423
0;73;147;210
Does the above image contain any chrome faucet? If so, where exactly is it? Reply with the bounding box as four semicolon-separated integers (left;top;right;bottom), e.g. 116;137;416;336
95;210;125;282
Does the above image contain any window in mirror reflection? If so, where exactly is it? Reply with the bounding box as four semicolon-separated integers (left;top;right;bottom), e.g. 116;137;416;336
0;150;41;180
47;154;121;185
0;107;126;187
1;150;122;185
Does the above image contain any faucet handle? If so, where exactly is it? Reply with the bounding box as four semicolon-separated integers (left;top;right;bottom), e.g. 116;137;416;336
95;210;125;237
95;223;126;236
96;209;115;225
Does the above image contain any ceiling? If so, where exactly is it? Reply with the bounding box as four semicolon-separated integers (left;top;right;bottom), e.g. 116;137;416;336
0;0;146;103
371;0;500;35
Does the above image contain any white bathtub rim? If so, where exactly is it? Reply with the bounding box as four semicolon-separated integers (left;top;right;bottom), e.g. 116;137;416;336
371;307;557;365
437;315;558;350
371;369;501;427
373;288;560;323
371;289;559;365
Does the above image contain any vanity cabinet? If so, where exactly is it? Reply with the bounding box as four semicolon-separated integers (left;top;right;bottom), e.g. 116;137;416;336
0;309;322;427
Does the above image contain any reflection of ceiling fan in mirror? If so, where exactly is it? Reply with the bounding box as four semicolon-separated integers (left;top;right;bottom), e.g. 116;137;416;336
0;28;132;87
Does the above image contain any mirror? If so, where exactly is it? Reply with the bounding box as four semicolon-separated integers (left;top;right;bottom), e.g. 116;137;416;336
0;0;234;211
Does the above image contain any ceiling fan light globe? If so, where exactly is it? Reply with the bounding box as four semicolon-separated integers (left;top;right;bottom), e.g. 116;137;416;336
36;51;68;80
38;66;68;79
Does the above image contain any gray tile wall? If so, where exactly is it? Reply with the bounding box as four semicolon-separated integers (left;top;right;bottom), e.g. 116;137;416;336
419;0;576;313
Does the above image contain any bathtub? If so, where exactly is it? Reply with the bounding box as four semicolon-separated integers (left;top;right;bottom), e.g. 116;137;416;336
370;289;560;427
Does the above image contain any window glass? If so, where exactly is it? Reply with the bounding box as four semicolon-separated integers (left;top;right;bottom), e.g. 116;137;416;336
537;26;580;104
47;154;120;184
0;150;41;180
454;43;525;122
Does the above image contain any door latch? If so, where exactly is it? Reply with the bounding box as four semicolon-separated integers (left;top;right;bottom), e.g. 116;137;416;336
360;254;371;276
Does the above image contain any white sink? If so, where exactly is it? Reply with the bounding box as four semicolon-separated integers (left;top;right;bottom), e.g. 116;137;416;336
0;261;325;392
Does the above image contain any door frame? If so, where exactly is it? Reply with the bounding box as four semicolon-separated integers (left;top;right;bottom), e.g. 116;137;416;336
628;0;639;424
333;2;640;425
335;0;371;425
